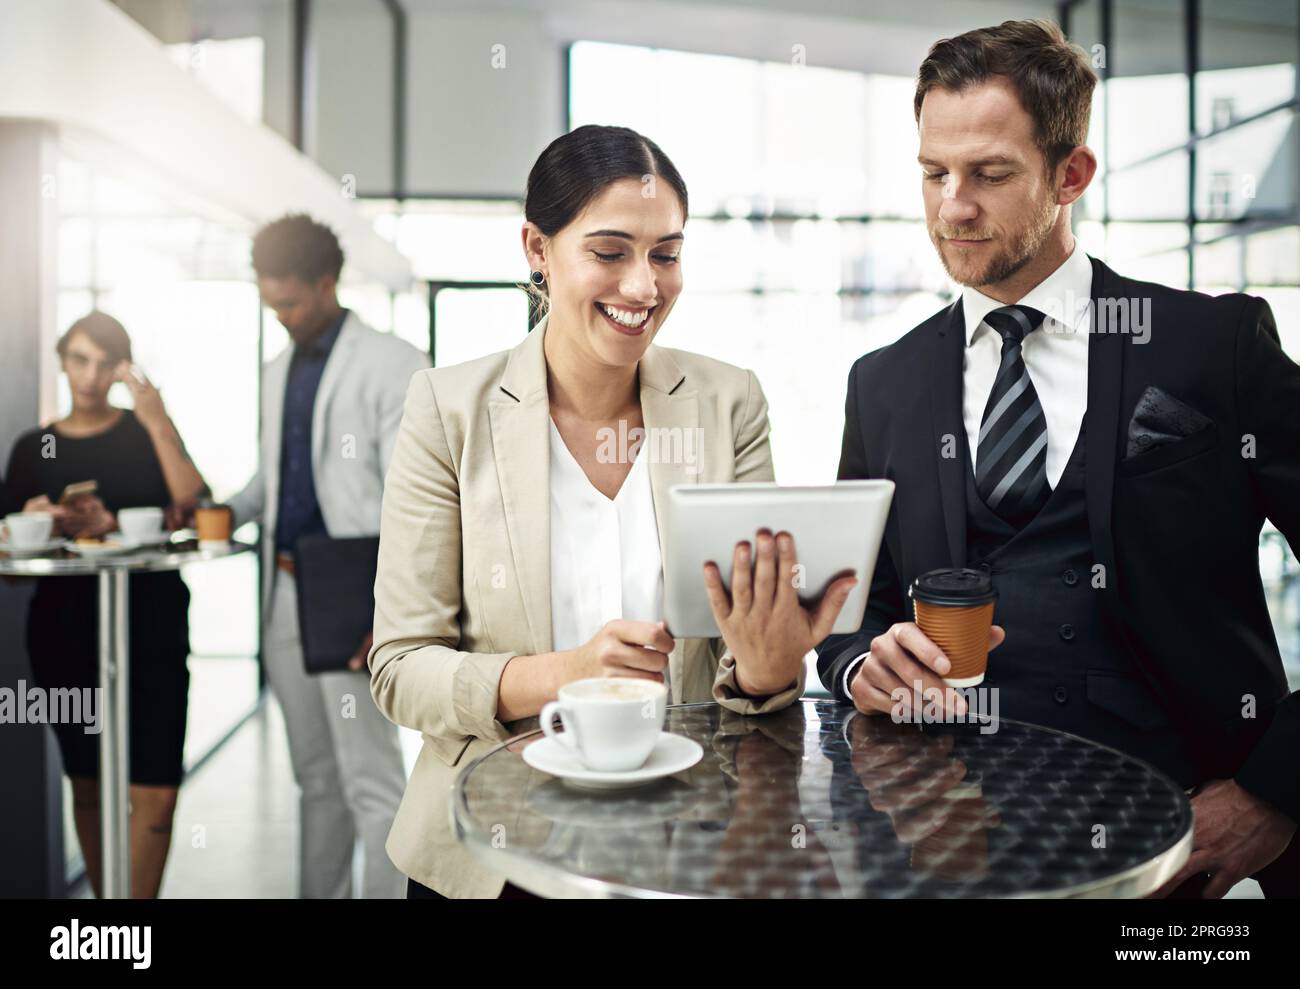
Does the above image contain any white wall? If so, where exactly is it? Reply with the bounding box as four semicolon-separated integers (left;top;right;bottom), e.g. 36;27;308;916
404;6;564;196
312;0;396;194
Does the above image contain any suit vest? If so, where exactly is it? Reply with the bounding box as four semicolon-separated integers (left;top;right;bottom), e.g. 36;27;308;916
964;419;1202;787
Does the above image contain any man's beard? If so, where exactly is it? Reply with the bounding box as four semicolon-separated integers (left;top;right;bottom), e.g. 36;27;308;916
931;192;1058;288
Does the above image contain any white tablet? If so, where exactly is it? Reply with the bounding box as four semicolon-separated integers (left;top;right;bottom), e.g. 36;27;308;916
663;480;895;639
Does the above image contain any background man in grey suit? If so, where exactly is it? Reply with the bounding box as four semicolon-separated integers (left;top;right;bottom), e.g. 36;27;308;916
228;214;430;898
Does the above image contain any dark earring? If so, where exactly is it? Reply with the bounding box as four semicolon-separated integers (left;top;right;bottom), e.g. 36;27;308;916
530;269;545;286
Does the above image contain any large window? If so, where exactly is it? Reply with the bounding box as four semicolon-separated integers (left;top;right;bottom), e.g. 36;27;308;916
567;41;953;484
1062;0;1300;670
1064;0;1299;297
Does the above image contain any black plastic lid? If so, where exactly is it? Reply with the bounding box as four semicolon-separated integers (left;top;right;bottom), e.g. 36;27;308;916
909;568;997;607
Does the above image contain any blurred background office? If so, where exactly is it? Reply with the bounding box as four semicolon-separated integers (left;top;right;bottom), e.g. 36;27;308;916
0;0;1296;898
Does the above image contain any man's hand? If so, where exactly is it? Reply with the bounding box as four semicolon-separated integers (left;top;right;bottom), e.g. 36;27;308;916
164;497;200;532
349;631;374;671
1149;778;1297;898
849;622;1006;719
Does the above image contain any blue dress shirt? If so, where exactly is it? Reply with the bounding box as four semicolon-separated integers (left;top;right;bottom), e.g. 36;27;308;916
275;310;347;554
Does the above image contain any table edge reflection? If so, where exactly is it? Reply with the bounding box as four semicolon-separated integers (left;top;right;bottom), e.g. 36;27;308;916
451;699;1193;899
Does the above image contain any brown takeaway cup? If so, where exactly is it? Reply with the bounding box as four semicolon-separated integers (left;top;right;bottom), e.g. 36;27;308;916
909;568;998;688
195;505;233;546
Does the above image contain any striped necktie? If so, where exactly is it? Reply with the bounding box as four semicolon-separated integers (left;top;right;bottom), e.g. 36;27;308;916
975;305;1050;527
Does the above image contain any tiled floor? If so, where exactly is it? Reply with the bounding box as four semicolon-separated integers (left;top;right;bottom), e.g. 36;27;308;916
158;698;300;898
158;699;422;898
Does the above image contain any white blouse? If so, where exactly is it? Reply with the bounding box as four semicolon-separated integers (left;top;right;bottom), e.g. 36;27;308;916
548;418;666;672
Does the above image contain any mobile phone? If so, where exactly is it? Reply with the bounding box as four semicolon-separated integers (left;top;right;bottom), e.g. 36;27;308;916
58;480;98;504
126;363;149;386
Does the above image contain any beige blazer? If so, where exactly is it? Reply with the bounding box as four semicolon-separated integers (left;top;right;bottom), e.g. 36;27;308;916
368;315;803;898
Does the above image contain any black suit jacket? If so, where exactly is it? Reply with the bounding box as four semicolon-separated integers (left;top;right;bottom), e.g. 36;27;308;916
818;256;1300;822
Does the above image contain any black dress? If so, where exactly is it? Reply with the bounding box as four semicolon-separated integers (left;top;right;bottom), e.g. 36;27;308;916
4;410;191;786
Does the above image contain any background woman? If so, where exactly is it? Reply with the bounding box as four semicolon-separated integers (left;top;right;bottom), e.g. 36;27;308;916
5;310;209;898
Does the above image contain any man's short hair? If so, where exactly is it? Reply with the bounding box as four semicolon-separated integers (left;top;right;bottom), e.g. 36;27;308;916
251;213;344;282
914;18;1098;172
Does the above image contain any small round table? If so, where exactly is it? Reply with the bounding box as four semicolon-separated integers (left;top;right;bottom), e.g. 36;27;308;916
0;539;252;898
452;699;1192;898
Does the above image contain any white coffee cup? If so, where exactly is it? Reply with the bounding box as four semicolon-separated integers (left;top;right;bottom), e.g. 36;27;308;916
4;512;54;548
117;506;164;545
539;677;667;772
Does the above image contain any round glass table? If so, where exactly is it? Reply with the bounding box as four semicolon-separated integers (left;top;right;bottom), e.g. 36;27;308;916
452;699;1192;898
0;537;253;898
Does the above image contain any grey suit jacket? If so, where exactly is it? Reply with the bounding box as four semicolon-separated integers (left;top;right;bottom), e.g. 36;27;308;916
227;311;431;616
368;315;804;897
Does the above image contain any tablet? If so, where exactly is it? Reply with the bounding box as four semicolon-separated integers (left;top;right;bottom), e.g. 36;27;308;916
663;480;894;639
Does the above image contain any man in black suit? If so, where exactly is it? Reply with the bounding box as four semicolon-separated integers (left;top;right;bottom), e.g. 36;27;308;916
817;19;1299;897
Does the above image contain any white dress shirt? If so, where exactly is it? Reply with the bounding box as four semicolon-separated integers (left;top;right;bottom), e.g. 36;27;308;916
961;242;1093;487
841;244;1094;699
548;418;666;675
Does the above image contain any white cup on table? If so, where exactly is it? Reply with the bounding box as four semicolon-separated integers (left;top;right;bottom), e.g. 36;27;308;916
539;677;667;772
4;512;54;548
117;506;165;546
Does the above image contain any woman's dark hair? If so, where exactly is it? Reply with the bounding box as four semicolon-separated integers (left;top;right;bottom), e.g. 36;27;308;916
524;125;688;309
56;311;132;365
251;213;345;283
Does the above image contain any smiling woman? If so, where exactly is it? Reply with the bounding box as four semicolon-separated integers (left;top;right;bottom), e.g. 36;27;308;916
367;124;858;899
521;124;688;362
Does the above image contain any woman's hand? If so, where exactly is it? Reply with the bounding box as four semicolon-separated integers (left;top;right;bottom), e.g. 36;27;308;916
570;619;675;683
114;361;168;434
703;529;858;696
21;495;67;525
61;495;117;540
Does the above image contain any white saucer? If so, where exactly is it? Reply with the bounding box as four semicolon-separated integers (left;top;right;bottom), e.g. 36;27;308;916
118;537;170;552
522;732;703;790
65;540;134;557
0;538;67;556
65;530;177;555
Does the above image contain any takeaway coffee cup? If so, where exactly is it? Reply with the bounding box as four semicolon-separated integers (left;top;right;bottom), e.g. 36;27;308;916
909;568;998;687
194;504;233;547
539;678;667;772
